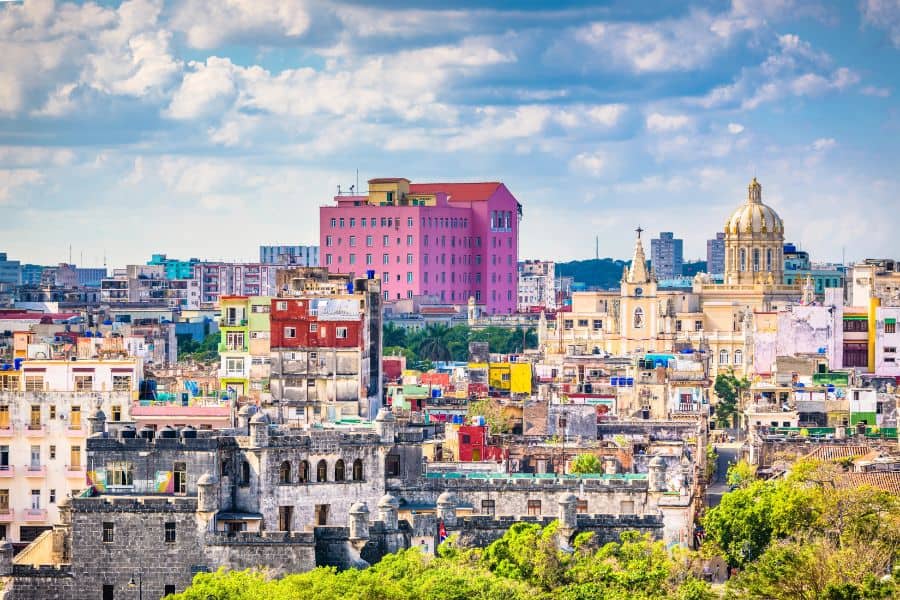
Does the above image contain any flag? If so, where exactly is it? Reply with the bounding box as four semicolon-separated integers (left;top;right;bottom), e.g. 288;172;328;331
438;519;447;543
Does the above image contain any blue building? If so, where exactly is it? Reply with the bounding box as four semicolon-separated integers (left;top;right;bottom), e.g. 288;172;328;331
783;243;845;295
259;245;319;266
147;254;201;279
0;253;21;286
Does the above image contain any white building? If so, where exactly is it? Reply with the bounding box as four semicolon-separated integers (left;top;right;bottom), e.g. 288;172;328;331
0;358;140;544
517;260;556;312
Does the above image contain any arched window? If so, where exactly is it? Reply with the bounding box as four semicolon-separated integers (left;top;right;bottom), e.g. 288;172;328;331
752;249;760;272
633;307;644;329
719;349;729;365
317;459;327;482
739;248;746;272
241;461;250;486
279;461;291;484
352;459;363;481
734;349;743;365
334;459;345;482
298;460;309;483
766;249;772;271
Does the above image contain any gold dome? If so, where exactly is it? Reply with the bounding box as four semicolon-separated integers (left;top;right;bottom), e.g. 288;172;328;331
725;178;784;236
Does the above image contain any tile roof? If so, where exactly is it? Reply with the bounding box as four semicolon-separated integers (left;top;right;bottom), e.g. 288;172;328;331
839;472;900;495
409;182;501;202
804;445;871;461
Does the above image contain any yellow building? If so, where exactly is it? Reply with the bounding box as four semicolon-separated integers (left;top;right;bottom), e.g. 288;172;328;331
468;362;532;394
542;178;801;380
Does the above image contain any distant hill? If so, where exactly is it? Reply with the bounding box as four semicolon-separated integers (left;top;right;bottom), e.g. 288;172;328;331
556;259;708;289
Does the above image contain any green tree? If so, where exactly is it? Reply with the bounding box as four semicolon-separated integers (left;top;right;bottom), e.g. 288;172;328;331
382;322;408;348
177;332;220;363
713;370;748;428
466;398;512;434
726;459;757;489
414;324;452;362
569;454;603;474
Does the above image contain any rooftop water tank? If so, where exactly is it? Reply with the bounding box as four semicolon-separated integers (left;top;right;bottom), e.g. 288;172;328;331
120;426;137;439
180;426;197;439
159;426;178;439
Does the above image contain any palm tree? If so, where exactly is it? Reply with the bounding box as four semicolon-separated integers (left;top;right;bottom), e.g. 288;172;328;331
382;322;408;348
415;324;452;362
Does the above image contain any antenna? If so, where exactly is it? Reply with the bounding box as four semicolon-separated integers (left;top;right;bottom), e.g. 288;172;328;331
337;184;342;196
68;244;72;264
595;236;599;260
356;168;359;196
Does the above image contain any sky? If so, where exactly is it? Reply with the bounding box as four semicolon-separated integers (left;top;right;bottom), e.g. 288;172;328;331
1;0;899;268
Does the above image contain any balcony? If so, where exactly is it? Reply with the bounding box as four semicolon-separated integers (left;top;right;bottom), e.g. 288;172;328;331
67;423;84;435
24;465;47;477
0;426;12;437
23;508;48;522
0;465;13;477
25;425;45;437
0;509;13;522
66;464;85;477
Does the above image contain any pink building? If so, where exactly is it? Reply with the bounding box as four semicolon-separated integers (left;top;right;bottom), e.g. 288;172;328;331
320;178;521;314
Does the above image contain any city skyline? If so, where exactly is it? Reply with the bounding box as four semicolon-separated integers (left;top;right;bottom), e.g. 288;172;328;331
2;0;899;266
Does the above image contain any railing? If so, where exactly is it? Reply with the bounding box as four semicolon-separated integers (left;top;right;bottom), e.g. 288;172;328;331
0;465;14;476
0;508;13;521
24;465;47;476
22;508;48;521
25;425;45;436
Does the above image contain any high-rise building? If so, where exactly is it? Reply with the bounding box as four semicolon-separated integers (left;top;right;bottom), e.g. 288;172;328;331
259;245;319;266
517;260;556;312
0;253;21;286
650;232;683;280
706;233;726;276
320;177;521;314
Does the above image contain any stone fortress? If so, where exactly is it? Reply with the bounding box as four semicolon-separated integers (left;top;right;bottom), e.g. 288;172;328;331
0;407;699;599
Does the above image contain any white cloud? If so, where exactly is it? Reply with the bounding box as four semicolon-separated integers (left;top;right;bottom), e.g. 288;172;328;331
860;0;900;48
0;147;75;167
861;85;891;97
170;0;314;49
165;57;239;120
646;113;691;133
0;169;43;204
586;104;627;127
727;123;745;134
810;137;837;151
569;151;607;176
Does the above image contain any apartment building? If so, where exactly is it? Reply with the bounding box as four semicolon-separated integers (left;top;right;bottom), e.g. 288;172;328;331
0;358;139;545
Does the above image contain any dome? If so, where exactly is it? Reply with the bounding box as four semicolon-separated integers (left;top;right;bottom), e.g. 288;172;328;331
437;491;457;506
197;472;217;486
377;494;399;509
649;455;666;468
725;178;784;236
349;502;370;515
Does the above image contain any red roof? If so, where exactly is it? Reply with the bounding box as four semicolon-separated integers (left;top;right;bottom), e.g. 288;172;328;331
409;182;501;202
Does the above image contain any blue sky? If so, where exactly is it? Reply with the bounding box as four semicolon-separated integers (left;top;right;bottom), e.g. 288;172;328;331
1;0;898;267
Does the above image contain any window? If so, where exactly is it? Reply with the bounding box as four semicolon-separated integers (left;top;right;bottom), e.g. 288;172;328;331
49;445;56;460
108;461;133;486
298;460;309;483
0;406;7;428
330;218;336;227
112;375;131;391
284;327;296;339
309;323;318;333
326;254;333;265
336;327;348;339
317;460;328;482
844;319;868;332
226;357;244;375
527;499;541;516
406;253;414;264
50;406;56;420
695;320;703;331
349;235;356;247
164;584;176;597
111;405;122;422
407;272;413;283
593;319;603;330
103;584;114;600
74;375;93;391
315;504;329;526
278;506;293;531
383;254;390;265
675;320;682;332
733;349;743;365
366;253;373;265
386;453;401;477
29;405;40;429
576;499;588;513
481;499;495;517
352;459;363;481
339;217;345;228
165;521;176;543
719;349;728;365
70;445;81;468
24;376;43;391
349;254;356;265
50;489;56;504
408;217;414;227
633;307;644;329
240;461;251;486
0;489;7;510
334;459;345;482
383;235;390;246
326;235;334;247
885;320;896;334
102;521;114;543
279;461;292;484
564;319;573;330
577;319;588;327
366;235;373;247
277;301;288;311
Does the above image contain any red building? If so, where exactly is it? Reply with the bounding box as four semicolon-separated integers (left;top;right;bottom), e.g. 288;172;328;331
455;425;507;462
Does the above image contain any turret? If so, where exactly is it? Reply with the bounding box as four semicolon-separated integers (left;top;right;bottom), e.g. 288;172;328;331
348;502;370;542
648;455;667;492
237;404;252;432
374;409;396;444
88;408;106;436
197;472;218;513
377;494;399;530
557;492;577;529
249;412;269;448
436;491;457;527
0;539;13;577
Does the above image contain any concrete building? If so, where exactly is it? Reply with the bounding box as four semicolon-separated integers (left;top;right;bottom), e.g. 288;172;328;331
848;259;900;307
781;243;845;297
517;260;556;312
650;232;683;280
706;233;725;276
259;245;319;266
269;274;383;423
196;263;280;307
320;178;521;314
100;265;201;309
146;254;200;280
0;358;139;546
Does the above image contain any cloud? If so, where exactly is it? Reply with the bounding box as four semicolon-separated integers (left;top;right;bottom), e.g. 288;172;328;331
860;0;900;47
569;151;607;176
861;85;891;97
727;123;745;134
170;0;316;49
0;169;43;204
646;113;691;133
810;137;837;151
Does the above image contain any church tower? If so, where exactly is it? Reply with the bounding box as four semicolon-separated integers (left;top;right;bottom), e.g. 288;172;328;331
723;178;785;285
619;227;659;354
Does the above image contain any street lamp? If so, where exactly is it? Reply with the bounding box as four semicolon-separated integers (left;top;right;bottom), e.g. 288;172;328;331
127;572;142;600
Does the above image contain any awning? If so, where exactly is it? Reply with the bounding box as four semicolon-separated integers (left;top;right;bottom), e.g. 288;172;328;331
216;512;262;521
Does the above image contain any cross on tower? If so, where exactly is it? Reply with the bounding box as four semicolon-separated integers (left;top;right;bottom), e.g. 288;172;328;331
635;226;643;239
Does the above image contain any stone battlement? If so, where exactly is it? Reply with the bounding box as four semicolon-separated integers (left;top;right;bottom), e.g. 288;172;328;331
205;531;315;545
72;496;198;512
